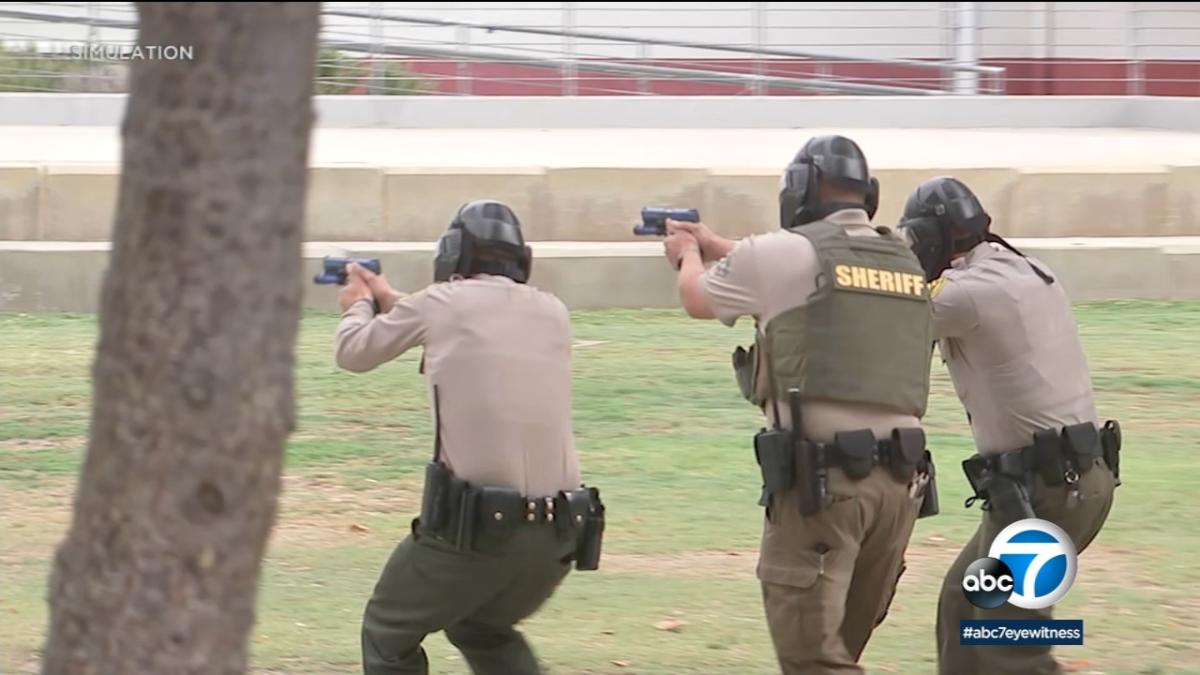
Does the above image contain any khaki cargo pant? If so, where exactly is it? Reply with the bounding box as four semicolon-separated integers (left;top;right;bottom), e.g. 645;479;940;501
759;465;923;675
936;456;1116;675
361;518;576;675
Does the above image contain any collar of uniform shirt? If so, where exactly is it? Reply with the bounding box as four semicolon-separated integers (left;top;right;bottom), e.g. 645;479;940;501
464;273;516;284
950;241;1000;270
824;208;872;227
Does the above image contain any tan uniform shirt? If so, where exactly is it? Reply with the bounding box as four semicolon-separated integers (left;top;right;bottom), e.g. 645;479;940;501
700;209;923;443
334;274;582;497
933;242;1098;456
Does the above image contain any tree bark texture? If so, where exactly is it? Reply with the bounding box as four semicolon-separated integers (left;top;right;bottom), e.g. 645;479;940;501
41;4;320;674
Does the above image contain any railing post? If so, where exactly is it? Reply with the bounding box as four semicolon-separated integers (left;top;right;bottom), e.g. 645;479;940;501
952;1;980;95
752;2;767;95
369;1;383;94
1126;1;1144;96
562;2;578;96
637;42;650;94
456;26;472;95
85;2;101;91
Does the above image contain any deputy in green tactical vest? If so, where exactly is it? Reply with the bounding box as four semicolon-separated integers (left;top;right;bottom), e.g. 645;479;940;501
662;135;940;675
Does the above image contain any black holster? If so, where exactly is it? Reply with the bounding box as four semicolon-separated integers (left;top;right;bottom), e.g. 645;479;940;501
421;461;453;534
562;486;606;571
754;426;796;509
420;462;482;551
733;345;758;404
962;454;1036;527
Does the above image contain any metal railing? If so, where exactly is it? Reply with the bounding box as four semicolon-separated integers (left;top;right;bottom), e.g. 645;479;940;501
1;2;1199;97
0;2;1004;96
321;7;1004;95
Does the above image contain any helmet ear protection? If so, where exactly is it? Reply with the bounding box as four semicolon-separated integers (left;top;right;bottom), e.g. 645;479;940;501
779;161;815;229
897;214;953;282
779;135;879;228
864;177;880;220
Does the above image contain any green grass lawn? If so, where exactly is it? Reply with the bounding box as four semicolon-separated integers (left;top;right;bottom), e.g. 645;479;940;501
2;302;1199;675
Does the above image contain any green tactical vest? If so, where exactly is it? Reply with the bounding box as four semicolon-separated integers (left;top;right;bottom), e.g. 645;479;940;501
735;220;933;418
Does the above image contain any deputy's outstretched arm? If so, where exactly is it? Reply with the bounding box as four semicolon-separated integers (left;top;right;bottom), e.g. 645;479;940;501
334;292;429;372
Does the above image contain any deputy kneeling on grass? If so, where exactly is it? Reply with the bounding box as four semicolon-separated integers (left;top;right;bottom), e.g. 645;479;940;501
661;135;940;675
333;200;606;675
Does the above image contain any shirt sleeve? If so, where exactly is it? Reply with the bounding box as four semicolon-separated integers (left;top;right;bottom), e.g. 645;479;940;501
698;237;763;327
931;277;980;339
334;290;431;372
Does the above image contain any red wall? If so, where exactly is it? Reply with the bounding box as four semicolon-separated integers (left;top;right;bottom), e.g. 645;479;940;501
396;58;1200;97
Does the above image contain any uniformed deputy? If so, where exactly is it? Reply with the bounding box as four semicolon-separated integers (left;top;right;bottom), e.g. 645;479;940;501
897;177;1120;675
334;200;605;675
664;135;939;675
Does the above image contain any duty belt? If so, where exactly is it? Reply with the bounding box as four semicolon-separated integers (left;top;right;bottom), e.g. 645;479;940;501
965;420;1122;512
419;460;607;571
810;427;930;483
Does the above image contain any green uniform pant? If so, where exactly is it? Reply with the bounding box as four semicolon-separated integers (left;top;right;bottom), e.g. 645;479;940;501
759;466;923;675
936;456;1117;675
362;519;575;675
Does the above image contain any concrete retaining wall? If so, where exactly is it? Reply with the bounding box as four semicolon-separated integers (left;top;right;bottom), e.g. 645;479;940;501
4;164;1200;242
4;238;1198;313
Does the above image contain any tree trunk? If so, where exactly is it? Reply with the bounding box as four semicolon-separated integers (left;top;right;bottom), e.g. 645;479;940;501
41;4;320;674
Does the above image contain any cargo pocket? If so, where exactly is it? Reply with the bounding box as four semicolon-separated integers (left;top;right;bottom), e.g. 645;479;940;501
757;540;832;591
758;540;842;647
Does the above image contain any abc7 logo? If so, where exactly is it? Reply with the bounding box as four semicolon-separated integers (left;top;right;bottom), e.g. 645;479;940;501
961;519;1078;610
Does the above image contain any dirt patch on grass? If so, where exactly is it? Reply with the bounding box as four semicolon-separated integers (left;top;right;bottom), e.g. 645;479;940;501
598;536;960;580
1;476;1164;587
0;467;424;562
268;469;424;550
0;477;75;563
602;549;760;577
597;535;1161;589
0;436;85;452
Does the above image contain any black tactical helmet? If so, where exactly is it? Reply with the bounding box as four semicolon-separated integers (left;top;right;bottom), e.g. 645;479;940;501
897;177;991;281
779;135;880;228
434;200;532;284
897;176;1053;284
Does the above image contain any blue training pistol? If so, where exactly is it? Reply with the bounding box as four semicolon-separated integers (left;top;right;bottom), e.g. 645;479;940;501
633;207;700;236
313;256;382;285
